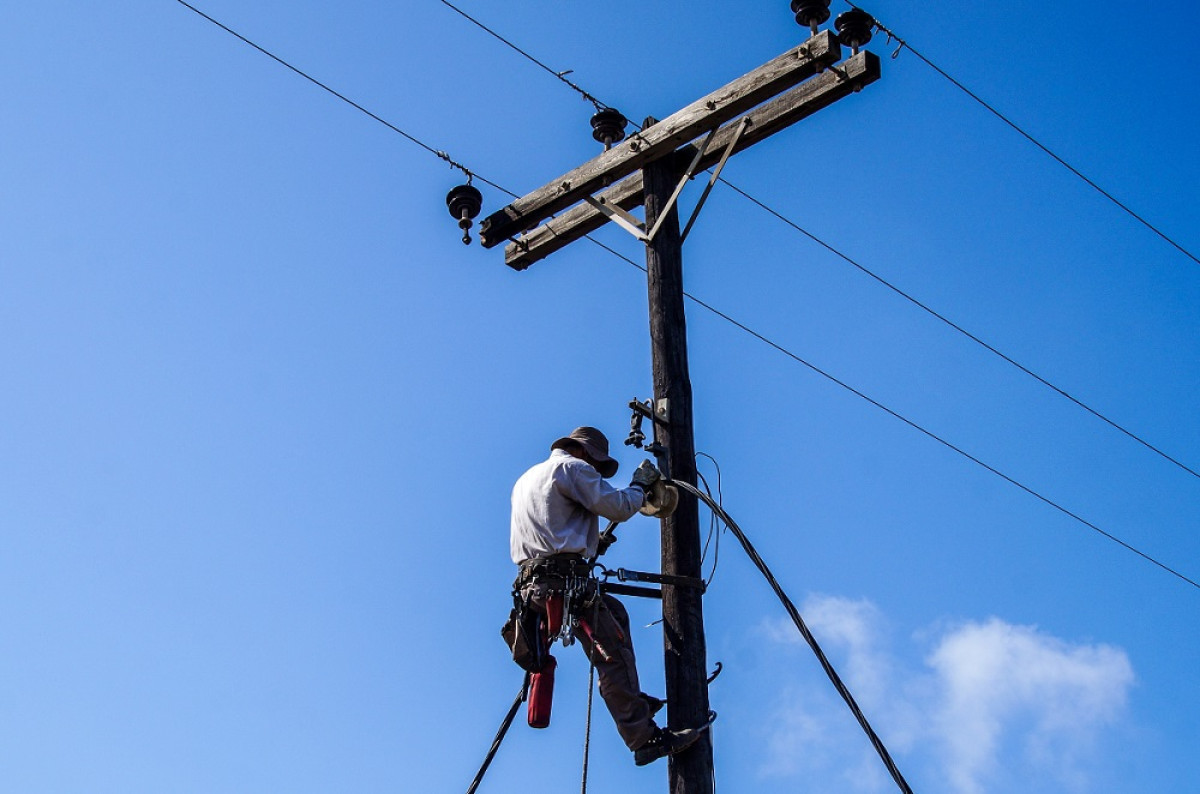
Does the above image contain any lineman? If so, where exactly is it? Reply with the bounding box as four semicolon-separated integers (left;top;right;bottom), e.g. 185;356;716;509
509;426;704;766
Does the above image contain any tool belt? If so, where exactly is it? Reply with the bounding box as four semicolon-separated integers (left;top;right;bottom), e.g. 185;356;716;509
503;553;600;673
514;553;595;591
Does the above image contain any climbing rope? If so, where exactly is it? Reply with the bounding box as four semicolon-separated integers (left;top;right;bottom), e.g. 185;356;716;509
671;478;916;794
578;604;600;794
580;635;598;794
465;673;530;794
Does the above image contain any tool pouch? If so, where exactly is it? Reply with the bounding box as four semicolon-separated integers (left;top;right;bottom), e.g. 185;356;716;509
501;591;549;673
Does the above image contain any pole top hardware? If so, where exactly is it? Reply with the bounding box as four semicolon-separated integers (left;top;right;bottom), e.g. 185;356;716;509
478;32;841;248
791;0;832;35
835;9;875;54
446;183;483;245
590;108;629;150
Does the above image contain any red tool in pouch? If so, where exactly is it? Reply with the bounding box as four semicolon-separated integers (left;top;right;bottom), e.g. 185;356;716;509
527;594;563;728
527;593;611;728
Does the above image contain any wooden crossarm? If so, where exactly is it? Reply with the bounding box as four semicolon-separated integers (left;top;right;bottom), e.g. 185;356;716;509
479;31;842;248
504;50;882;270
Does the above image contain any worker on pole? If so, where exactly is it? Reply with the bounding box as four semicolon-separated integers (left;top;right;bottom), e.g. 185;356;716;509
506;426;705;766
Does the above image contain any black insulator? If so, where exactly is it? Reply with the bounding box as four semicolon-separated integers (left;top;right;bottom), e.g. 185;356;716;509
835;8;875;52
590;108;628;149
791;0;831;31
446;183;483;245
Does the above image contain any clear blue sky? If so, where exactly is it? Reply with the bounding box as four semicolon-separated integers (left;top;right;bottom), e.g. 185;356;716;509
2;1;1198;792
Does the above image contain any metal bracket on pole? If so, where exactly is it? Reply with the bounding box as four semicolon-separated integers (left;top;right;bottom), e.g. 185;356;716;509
582;126;726;245
615;568;707;592
584;194;649;242
680;117;751;243
643;127;719;243
630;397;671;427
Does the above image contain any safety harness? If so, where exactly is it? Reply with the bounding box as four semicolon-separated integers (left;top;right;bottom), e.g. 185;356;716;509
502;553;615;728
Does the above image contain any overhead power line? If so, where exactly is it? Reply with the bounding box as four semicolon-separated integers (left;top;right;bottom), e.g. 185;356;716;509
172;0;515;198
431;0;1200;484
853;3;1200;270
594;239;1198;591
437;0;612;113
174;0;1197;589
718;178;1200;483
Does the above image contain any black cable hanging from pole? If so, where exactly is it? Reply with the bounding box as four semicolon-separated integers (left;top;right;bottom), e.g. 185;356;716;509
178;0;1200;591
671;479;916;794
466;673;530;794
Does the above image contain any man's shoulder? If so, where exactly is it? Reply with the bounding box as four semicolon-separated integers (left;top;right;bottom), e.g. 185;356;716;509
517;451;583;482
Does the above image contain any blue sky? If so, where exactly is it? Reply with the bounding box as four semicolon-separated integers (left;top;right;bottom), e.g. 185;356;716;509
2;1;1198;792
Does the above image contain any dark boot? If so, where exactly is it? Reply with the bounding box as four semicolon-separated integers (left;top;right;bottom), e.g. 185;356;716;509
633;725;704;766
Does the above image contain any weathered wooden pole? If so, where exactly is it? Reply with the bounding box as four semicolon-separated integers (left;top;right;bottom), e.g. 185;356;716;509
643;150;713;794
475;30;881;792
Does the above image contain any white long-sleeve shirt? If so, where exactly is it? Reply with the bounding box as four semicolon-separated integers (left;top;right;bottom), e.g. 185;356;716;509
510;449;645;563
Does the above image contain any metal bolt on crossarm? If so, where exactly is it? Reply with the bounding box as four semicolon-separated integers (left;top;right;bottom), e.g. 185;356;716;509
835;8;875;54
590;108;629;151
791;0;832;36
446;183;483;245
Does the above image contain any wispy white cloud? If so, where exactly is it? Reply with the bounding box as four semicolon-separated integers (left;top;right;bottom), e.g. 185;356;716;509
927;617;1134;794
754;596;1134;793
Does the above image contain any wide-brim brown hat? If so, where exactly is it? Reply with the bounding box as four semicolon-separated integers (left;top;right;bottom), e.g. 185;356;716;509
551;426;619;478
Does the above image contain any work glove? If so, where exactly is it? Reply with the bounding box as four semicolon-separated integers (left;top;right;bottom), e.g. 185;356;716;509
631;460;661;491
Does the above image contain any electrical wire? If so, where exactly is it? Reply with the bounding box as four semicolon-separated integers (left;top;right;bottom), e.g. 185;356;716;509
716;178;1200;482
672;478;915;794
696;453;726;585
433;1;1200;483
696;469;721;584
173;0;516;198
173;2;1198;589
437;0;613;113
849;2;1200;270
596;239;1199;591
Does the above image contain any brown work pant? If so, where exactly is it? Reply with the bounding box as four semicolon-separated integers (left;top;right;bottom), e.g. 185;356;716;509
520;582;657;751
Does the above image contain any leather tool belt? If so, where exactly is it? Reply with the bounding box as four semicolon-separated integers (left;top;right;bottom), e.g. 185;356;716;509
515;553;595;591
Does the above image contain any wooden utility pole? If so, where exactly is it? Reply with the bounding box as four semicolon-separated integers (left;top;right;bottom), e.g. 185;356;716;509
479;29;880;794
643;152;713;790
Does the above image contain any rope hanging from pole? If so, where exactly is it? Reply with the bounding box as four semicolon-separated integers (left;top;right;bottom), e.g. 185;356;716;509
578;598;603;794
466;673;531;794
670;478;916;794
580;640;598;794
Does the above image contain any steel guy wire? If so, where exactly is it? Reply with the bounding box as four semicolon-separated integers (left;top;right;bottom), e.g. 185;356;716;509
173;0;516;199
433;2;1200;484
848;1;1200;270
592;236;1199;592
174;1;1197;591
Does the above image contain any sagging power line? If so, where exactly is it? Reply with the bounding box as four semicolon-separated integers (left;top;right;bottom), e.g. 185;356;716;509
171;5;1198;791
848;1;1200;270
172;0;514;199
597;241;1199;591
433;0;1200;485
174;0;1196;603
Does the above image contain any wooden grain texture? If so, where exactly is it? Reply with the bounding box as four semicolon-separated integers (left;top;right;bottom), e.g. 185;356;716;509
643;155;714;794
503;50;881;269
479;31;841;248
